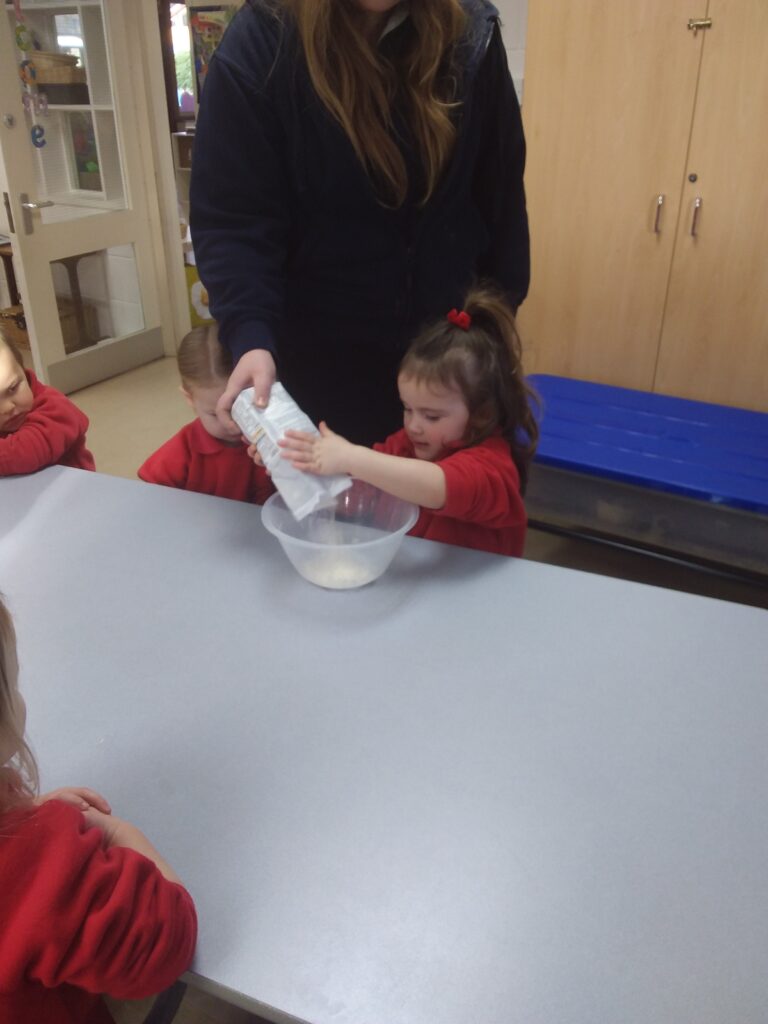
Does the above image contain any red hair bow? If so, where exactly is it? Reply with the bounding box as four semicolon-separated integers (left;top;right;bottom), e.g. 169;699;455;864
447;308;471;330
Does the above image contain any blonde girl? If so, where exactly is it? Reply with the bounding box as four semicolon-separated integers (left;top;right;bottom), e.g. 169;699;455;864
279;286;538;556
0;597;196;1023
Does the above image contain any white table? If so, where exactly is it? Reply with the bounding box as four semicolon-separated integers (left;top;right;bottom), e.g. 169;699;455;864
2;467;767;1024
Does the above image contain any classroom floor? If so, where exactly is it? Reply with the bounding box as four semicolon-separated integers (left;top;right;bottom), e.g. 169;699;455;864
71;356;766;1024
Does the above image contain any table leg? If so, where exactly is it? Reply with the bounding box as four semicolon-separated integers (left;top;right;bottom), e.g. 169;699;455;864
140;981;187;1024
0;247;20;307
61;255;91;345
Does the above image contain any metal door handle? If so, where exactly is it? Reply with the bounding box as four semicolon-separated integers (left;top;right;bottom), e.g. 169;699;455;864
687;18;712;36
653;194;665;233
690;197;702;237
19;192;55;235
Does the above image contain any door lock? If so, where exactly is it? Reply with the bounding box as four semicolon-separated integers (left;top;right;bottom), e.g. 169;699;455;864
2;114;16;128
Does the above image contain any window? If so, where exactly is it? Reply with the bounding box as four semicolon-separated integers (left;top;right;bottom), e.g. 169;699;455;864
158;2;240;130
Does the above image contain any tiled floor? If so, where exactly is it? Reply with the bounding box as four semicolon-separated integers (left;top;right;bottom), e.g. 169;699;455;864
69;356;766;1024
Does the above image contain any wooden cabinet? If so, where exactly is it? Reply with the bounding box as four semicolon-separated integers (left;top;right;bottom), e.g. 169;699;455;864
519;1;768;412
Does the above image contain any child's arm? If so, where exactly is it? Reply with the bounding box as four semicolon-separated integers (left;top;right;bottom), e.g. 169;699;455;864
3;800;197;1002
0;399;85;475
82;807;183;884
279;423;447;509
34;790;179;882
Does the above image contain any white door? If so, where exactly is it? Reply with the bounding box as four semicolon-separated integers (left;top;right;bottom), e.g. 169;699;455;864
0;0;167;392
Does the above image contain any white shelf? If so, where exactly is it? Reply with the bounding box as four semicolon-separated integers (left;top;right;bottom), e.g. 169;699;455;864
46;104;114;112
5;1;103;8
45;192;126;212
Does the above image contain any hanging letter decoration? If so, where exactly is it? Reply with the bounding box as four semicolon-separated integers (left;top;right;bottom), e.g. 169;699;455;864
22;93;48;116
31;125;46;148
15;22;31;50
19;59;36;84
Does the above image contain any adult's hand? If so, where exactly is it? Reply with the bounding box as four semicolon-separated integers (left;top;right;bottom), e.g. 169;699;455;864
216;349;277;430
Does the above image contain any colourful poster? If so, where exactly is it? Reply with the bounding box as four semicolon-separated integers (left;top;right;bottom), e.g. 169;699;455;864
186;264;213;327
190;8;234;100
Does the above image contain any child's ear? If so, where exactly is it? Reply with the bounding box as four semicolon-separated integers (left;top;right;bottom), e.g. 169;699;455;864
179;385;195;410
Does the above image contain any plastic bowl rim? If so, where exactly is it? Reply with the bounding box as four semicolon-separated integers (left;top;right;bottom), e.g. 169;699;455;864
261;491;419;551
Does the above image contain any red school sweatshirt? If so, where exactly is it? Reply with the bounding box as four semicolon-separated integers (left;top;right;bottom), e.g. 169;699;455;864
138;418;274;503
0;800;197;1024
374;429;527;556
0;370;95;475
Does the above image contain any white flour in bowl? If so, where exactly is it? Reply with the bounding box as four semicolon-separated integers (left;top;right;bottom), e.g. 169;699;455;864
300;556;377;590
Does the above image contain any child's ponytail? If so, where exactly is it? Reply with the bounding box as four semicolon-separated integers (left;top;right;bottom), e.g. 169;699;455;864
400;284;539;490
461;287;539;491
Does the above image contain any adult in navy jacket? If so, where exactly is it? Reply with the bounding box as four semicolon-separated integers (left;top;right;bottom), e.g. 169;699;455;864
191;0;529;446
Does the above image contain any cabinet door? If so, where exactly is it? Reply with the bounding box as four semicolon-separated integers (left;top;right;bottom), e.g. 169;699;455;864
653;0;768;412
519;1;707;389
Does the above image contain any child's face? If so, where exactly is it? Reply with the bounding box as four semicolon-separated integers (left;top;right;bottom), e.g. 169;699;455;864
0;347;33;433
398;374;470;461
182;381;242;443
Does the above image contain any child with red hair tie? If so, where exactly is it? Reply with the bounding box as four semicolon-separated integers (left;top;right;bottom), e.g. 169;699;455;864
278;287;538;557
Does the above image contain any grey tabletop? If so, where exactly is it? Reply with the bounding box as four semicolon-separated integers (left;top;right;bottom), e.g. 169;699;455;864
2;467;768;1024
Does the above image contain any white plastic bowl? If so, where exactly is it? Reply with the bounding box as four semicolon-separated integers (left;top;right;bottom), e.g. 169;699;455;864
261;480;418;589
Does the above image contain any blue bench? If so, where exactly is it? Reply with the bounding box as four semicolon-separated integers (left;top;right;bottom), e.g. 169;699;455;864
527;375;768;580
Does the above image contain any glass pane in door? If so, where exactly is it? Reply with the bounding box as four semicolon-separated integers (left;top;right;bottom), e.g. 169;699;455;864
49;244;145;353
7;2;126;218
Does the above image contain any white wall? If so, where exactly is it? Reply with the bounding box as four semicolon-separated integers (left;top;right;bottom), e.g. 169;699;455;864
495;0;528;100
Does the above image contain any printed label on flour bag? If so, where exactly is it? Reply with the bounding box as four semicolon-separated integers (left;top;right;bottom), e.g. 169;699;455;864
232;384;351;520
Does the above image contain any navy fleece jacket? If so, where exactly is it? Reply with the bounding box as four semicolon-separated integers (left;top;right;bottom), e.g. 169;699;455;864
190;0;529;365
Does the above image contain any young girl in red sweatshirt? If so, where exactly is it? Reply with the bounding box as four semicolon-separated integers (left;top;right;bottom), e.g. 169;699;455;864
139;322;273;504
278;287;539;557
0;330;95;475
0;596;197;1024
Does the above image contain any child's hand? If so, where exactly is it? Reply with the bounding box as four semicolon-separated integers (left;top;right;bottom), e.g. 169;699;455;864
279;422;354;476
246;440;265;468
81;808;184;884
81;806;125;846
37;786;112;814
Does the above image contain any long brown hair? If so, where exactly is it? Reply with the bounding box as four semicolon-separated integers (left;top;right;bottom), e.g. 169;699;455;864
0;597;38;814
284;0;466;206
400;286;540;490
